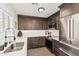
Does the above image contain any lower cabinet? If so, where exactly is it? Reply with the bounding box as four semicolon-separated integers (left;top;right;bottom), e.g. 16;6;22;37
59;50;69;56
53;40;60;56
27;37;45;49
28;37;69;56
54;47;60;56
52;39;68;56
45;38;53;52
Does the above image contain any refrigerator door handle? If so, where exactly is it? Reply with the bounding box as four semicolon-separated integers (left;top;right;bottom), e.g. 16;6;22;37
69;16;71;41
69;16;72;43
72;18;74;41
71;16;74;41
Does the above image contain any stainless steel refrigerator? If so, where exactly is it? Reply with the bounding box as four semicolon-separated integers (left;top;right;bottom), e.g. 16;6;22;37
60;13;79;56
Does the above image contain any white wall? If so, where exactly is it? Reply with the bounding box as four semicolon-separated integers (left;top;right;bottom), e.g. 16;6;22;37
15;30;59;37
20;30;47;37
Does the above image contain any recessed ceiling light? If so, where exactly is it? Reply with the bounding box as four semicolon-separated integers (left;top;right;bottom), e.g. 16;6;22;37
38;7;45;12
32;3;38;5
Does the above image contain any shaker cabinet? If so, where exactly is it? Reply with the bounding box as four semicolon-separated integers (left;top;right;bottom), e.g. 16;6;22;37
48;11;60;30
27;37;45;49
18;15;48;30
52;39;68;56
52;39;60;56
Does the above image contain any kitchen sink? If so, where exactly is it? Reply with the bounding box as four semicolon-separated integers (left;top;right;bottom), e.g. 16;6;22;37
4;42;24;53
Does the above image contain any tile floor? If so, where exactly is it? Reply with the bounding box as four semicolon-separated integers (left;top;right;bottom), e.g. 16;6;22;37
27;47;55;56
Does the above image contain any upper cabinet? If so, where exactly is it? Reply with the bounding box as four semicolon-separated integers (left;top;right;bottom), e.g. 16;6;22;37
59;3;79;18
18;15;48;30
48;11;60;30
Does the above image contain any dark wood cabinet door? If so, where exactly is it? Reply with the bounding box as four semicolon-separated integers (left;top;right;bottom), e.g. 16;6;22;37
48;11;60;30
53;40;69;56
18;15;48;30
59;4;79;18
59;51;69;56
27;38;33;49
42;21;48;30
52;40;60;55
18;17;32;30
27;37;45;49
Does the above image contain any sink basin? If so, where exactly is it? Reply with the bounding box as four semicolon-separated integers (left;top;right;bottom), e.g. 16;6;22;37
4;42;24;53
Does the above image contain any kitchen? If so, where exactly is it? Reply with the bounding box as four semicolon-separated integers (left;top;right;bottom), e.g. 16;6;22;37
0;3;79;56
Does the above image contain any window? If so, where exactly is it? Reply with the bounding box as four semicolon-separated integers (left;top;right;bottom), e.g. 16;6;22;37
4;12;9;30
0;8;13;32
0;9;3;32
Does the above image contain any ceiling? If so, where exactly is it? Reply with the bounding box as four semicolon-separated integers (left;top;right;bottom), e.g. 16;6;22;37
11;3;62;18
